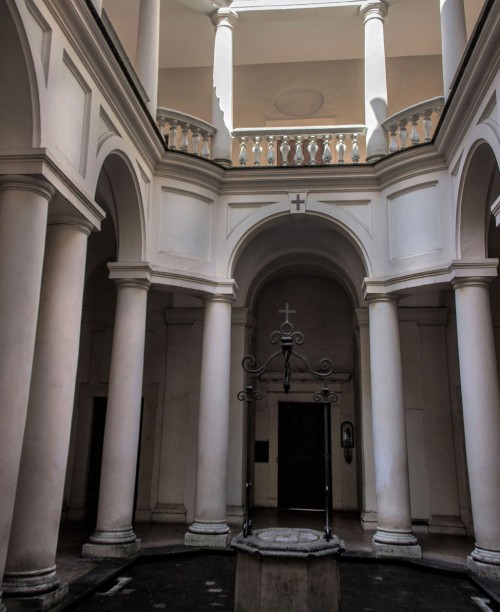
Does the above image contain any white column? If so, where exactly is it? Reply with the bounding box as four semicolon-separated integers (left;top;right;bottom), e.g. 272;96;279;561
360;0;389;161
453;278;500;578
83;278;150;558
210;8;238;167
136;0;160;116
354;309;377;530
368;296;421;558
186;295;233;547
440;0;467;99
2;218;91;603
0;176;53;612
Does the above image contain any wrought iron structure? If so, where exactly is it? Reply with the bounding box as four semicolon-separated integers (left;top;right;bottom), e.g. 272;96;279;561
238;304;337;540
237;385;262;538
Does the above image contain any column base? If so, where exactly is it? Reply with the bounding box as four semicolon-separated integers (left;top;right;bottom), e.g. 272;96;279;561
467;547;500;579
185;520;231;548
2;566;60;596
2;584;68;611
212;158;232;168
82;529;141;558
372;530;421;559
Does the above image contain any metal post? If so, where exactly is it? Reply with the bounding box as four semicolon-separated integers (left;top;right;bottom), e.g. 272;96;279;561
314;386;338;541
237;385;262;537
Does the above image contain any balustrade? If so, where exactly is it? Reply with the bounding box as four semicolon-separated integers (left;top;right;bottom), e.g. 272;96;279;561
383;97;445;153
232;126;367;167
157;107;216;159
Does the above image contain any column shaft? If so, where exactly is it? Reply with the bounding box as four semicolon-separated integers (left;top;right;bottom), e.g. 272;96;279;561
369;297;420;558
354;309;377;530
136;0;160;115
83;278;150;558
453;279;500;577
0;176;53;611
211;9;238;167
440;0;467;98
186;296;233;547
361;0;389;161
3;219;90;601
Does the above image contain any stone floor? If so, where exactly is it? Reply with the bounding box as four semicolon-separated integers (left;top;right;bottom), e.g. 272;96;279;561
46;510;500;611
55;510;476;585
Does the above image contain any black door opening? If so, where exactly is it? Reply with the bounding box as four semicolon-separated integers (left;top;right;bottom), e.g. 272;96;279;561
278;401;330;510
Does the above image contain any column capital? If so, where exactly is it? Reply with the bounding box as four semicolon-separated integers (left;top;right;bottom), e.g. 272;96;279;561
113;278;151;292
366;293;399;305
203;293;234;306
0;174;55;201
47;215;94;236
360;0;388;23
210;8;238;29
451;276;494;291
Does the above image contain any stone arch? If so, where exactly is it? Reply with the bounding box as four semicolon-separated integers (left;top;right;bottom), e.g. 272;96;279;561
0;1;40;148
231;213;369;309
457;138;500;260
94;151;145;264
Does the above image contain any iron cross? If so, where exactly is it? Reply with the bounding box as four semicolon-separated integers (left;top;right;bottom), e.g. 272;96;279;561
279;303;296;323
291;194;305;210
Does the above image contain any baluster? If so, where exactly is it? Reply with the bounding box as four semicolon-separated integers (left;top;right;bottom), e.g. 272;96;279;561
351;134;360;163
294;135;304;166
201;132;211;159
422;109;433;142
266;135;276;166
322;135;332;164
336;134;346;164
239;136;248;166
410;113;421;146
388;124;398;153
191;128;201;155
398;120;408;149
180;123;190;152
280;136;290;166
157;115;168;146
252;136;263;166
168;119;178;150
308;135;318;165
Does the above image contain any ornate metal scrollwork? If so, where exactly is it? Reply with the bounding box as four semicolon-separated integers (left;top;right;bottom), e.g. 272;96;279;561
241;304;334;394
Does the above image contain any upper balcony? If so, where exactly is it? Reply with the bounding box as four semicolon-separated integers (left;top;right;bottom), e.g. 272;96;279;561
100;0;486;167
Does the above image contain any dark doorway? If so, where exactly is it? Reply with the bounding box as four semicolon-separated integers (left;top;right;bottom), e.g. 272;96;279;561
85;397;107;527
278;402;328;510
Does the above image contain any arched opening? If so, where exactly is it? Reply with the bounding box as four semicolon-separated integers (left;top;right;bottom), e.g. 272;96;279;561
0;1;38;148
459;141;499;260
231;215;368;520
64;151;150;525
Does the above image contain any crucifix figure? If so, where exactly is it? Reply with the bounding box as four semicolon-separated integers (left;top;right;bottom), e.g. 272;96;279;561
291;194;305;211
279;303;296;324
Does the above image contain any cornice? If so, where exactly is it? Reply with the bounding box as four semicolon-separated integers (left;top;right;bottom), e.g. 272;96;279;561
156;150;225;193
0;148;104;228
363;259;499;298
44;0;164;171
434;0;500;164
108;261;237;298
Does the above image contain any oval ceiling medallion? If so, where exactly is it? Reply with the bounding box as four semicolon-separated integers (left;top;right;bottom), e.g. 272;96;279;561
274;87;325;117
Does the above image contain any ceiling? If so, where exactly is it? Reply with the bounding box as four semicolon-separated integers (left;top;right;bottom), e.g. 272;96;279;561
103;0;485;69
